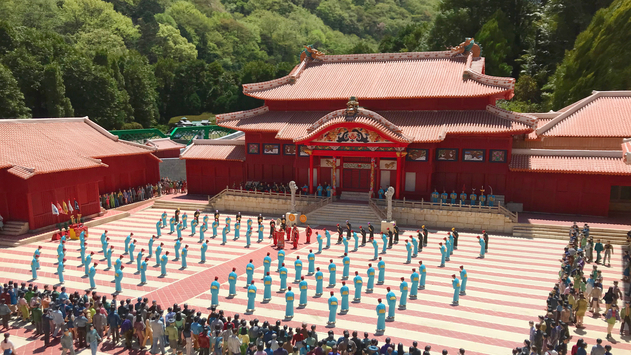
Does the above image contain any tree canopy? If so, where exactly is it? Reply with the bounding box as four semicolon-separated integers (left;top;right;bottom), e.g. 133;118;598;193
0;0;628;127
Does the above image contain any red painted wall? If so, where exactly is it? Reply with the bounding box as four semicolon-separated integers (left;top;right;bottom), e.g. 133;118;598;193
401;136;513;200
98;154;160;194
26;168;105;229
0;170;29;225
244;133;301;184
154;149;181;159
265;97;499;111
0;166;105;230
506;172;630;216
186;159;244;195
0;153;160;230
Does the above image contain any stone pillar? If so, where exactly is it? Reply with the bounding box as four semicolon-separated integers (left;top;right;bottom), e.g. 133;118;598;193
381;186;396;233
287;181;301;226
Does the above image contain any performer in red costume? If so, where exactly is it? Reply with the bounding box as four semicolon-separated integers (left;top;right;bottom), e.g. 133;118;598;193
305;225;312;244
292;225;300;249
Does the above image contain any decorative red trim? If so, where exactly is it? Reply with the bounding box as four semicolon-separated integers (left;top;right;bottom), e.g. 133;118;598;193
216;106;269;123
486;105;537;129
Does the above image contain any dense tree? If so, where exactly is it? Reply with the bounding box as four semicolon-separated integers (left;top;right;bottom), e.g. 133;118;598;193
475;10;514;77
43;63;74;117
545;0;631;109
63;55;130;129
0;0;625;125
378;23;428;53
121;51;159;128
0;64;30;118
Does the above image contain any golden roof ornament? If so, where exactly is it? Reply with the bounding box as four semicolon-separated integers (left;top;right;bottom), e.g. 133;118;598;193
300;45;325;62
450;38;481;58
345;96;360;120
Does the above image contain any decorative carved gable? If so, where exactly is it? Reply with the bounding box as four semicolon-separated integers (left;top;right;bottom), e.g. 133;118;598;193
313;127;393;144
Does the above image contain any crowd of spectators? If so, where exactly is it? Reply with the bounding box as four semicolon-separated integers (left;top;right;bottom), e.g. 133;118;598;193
517;223;630;355
0;281;471;355
99;179;187;210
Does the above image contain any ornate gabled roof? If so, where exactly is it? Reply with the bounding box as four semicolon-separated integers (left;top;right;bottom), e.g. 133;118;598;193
217;105;533;143
0;117;155;179
241;51;514;101
295;114;414;144
535;91;631;137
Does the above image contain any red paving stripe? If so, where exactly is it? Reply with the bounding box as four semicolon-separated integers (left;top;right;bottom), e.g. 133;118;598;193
142;242;308;306
199;276;544;314
0;256;195;280
190;294;521;354
7;207;629;355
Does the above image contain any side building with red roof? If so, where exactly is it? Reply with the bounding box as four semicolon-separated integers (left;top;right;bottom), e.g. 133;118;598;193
0;117;161;230
509;91;631;216
184;48;631;216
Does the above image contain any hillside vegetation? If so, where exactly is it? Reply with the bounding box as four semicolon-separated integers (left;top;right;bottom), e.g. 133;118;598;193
0;0;629;127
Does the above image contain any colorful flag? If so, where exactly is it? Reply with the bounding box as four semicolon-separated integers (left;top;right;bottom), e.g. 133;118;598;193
74;200;80;211
62;201;68;214
52;203;59;216
56;202;65;215
67;200;73;213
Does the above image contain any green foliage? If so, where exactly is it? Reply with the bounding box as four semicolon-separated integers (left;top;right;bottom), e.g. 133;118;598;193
43;63;75;117
0;64;30;118
475;10;514;77
0;0;622;127
378;23;429;53
545;0;631;109
152;23;198;62
121;122;144;129
121;51;159;127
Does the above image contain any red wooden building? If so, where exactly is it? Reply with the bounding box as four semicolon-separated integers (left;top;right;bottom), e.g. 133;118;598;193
0;117;161;230
183;50;631;216
146;138;186;159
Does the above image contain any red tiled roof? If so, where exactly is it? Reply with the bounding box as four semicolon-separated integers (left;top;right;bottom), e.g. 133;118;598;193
526;118;553;140
243;52;513;101
0;118;155;179
220;109;532;143
510;154;631;175
181;144;245;162
146;138;186;151
537;91;631;137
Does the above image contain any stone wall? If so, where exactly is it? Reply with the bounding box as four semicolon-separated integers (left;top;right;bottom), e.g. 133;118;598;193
392;207;514;234
159;158;186;181
213;194;314;216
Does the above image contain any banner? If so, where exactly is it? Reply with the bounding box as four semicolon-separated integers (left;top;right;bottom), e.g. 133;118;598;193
52;203;59;216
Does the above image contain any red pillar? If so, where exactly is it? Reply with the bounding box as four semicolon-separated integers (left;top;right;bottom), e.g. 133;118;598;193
309;153;314;195
395;156;403;199
339;156;344;195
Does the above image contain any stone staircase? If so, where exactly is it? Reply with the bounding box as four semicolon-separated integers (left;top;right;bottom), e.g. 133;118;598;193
0;221;29;236
152;199;211;212
339;191;370;202
513;223;629;244
306;201;381;227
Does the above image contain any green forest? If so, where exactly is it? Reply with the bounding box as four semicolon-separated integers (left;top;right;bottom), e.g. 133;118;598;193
0;0;630;129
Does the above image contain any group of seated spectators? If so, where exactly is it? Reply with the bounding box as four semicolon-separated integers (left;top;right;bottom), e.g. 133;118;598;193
99;179;187;210
517;223;629;355
235;182;302;194
0;280;470;355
